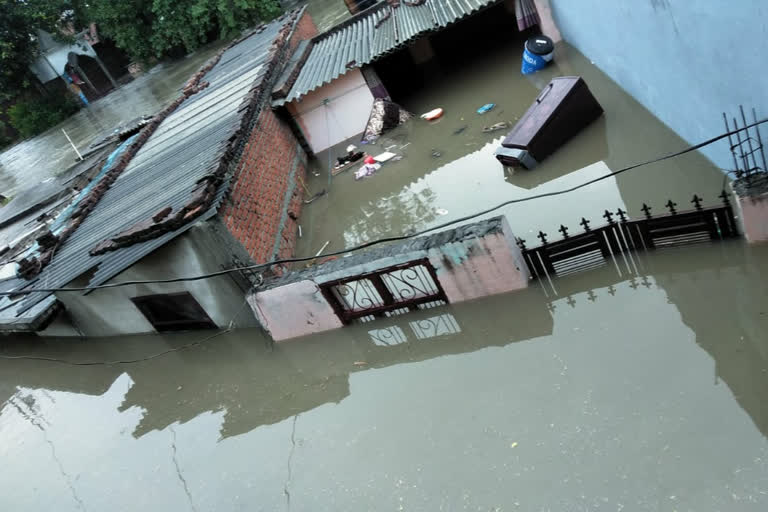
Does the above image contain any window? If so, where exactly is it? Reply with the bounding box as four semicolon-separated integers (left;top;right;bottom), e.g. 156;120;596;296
131;292;217;332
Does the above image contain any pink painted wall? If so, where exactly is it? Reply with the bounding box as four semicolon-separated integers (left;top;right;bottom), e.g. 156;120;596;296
248;280;343;341
737;192;768;244
249;217;530;341
427;223;530;303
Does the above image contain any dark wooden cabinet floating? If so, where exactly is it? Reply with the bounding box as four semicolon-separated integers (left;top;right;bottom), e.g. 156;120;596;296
496;76;604;169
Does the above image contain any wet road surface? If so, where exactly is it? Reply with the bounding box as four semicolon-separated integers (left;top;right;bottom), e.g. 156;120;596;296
1;241;767;510
0;41;228;197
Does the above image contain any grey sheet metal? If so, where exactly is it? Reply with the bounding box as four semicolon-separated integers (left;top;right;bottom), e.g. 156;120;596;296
277;0;499;105
13;16;292;318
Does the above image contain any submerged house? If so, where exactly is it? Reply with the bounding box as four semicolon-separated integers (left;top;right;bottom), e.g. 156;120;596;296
272;0;531;153
0;8;319;337
0;1;550;338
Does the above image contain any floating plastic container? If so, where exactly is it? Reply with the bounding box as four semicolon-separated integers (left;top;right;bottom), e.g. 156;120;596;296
521;35;554;74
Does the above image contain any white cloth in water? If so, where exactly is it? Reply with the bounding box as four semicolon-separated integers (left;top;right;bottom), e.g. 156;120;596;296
354;163;381;180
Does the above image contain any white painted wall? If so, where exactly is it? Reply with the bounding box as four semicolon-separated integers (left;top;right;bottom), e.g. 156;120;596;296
46;223;259;337
286;69;374;154
29;30;98;83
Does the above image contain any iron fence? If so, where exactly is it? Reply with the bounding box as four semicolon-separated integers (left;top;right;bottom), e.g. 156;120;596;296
518;193;739;284
320;258;448;324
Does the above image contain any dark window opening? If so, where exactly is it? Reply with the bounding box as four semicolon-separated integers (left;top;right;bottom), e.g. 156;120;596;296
131;292;217;332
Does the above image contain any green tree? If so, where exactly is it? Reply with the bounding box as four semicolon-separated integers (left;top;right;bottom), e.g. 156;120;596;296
83;0;282;64
0;0;70;101
80;0;156;63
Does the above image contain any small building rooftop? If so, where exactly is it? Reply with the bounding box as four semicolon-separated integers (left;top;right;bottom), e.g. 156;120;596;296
3;10;304;325
275;0;499;105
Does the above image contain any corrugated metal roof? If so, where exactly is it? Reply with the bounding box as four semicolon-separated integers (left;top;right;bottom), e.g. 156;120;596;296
11;15;293;318
277;0;499;104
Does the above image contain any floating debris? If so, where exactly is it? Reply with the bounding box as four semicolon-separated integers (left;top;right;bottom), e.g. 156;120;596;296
477;103;495;114
482;121;509;133
304;190;327;204
420;108;444;121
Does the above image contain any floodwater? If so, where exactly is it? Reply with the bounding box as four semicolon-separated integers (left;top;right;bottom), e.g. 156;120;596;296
2;3;767;509
295;39;729;258
0;41;228;197
1;241;767;510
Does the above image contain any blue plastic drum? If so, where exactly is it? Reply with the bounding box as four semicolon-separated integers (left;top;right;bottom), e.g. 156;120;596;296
521;35;554;74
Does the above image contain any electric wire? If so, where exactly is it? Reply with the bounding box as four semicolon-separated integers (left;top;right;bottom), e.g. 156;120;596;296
2;117;766;298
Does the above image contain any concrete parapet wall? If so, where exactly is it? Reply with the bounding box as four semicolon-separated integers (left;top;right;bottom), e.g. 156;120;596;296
427;220;530;303
248;280;344;341
735;192;768;244
250;216;530;341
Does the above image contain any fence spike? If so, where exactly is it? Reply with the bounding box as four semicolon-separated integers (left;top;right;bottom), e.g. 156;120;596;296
691;194;703;210
641;203;652;219
558;224;569;238
516;237;527;250
616;208;627;222
603;209;615;224
580;217;591;232
719;189;731;206
537;231;548;244
665;200;678;215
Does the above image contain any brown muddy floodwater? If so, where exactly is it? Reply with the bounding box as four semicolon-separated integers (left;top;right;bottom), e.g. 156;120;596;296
2;3;767;510
1;241;767;510
295;41;728;259
0;41;228;197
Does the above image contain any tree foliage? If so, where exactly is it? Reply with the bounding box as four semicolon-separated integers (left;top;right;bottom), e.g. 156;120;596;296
0;0;70;100
83;0;282;63
0;0;282;96
7;94;80;138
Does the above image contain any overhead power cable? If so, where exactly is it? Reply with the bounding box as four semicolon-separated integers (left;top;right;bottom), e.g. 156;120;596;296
2;117;765;297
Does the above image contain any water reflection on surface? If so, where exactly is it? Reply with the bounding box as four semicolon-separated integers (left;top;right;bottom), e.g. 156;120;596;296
1;242;767;510
295;41;726;259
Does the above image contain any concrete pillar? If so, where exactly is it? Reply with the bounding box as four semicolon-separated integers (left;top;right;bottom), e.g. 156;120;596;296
732;181;768;244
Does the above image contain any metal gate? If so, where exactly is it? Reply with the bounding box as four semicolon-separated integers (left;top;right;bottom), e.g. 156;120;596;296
518;194;739;281
320;259;448;324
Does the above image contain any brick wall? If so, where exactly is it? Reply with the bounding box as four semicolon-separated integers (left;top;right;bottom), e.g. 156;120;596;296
219;9;318;265
291;9;319;48
221;108;307;264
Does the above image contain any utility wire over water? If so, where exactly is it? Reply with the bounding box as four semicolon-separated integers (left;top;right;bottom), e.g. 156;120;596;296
1;118;764;297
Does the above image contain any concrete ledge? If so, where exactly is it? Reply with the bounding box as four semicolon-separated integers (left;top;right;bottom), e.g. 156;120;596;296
251;216;530;341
